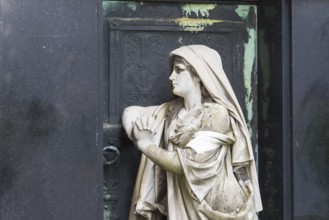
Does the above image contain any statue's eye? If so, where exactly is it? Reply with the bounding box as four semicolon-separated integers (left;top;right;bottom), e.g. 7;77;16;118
175;65;186;74
174;67;183;74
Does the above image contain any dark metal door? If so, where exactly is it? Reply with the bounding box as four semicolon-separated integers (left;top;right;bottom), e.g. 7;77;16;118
102;2;257;219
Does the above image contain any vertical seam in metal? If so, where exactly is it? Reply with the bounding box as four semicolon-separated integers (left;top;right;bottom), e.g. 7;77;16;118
282;0;293;219
288;0;293;218
97;0;105;219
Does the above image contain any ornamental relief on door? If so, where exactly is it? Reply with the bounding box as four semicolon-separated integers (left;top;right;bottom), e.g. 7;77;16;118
122;33;170;108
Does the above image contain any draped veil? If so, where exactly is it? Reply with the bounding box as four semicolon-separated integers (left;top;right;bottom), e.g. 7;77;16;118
128;45;262;220
169;45;262;212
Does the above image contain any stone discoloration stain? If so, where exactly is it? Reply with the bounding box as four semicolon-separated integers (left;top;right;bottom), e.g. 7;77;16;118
175;17;225;32
178;4;217;32
181;4;217;18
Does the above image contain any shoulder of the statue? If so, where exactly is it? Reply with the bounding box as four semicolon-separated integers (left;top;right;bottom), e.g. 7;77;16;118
201;102;230;134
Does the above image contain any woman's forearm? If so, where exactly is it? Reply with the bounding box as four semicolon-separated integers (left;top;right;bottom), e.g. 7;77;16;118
136;140;183;175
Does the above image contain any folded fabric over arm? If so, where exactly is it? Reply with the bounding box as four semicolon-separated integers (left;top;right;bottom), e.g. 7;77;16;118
177;131;235;201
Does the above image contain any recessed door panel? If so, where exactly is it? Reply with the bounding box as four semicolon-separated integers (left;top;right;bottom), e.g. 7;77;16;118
103;2;257;219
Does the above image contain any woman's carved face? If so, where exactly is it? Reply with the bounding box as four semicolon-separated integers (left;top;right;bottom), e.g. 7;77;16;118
169;59;200;98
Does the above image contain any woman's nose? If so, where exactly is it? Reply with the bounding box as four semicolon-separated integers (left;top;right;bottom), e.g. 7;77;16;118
169;71;175;80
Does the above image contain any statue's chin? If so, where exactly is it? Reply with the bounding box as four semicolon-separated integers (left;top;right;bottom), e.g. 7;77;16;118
172;89;185;98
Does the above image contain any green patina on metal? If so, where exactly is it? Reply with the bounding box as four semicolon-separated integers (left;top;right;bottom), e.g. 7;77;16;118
126;2;138;11
235;5;250;20
103;183;111;220
106;17;241;33
102;1;116;12
181;4;217;17
235;5;257;136
243;27;256;135
103;1;137;12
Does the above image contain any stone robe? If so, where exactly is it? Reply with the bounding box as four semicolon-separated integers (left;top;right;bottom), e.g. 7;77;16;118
128;45;262;220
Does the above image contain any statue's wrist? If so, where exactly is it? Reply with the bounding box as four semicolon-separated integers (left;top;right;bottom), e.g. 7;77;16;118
135;139;154;151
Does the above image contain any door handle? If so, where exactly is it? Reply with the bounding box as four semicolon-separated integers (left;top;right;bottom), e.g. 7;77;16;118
103;145;120;165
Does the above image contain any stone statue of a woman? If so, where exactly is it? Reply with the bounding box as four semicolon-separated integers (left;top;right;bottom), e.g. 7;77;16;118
122;45;262;220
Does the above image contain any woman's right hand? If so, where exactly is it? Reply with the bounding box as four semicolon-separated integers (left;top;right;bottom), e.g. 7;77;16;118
131;116;182;175
122;105;159;141
132;116;164;151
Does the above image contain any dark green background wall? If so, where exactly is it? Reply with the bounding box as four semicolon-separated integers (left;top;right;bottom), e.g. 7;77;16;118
0;1;103;219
